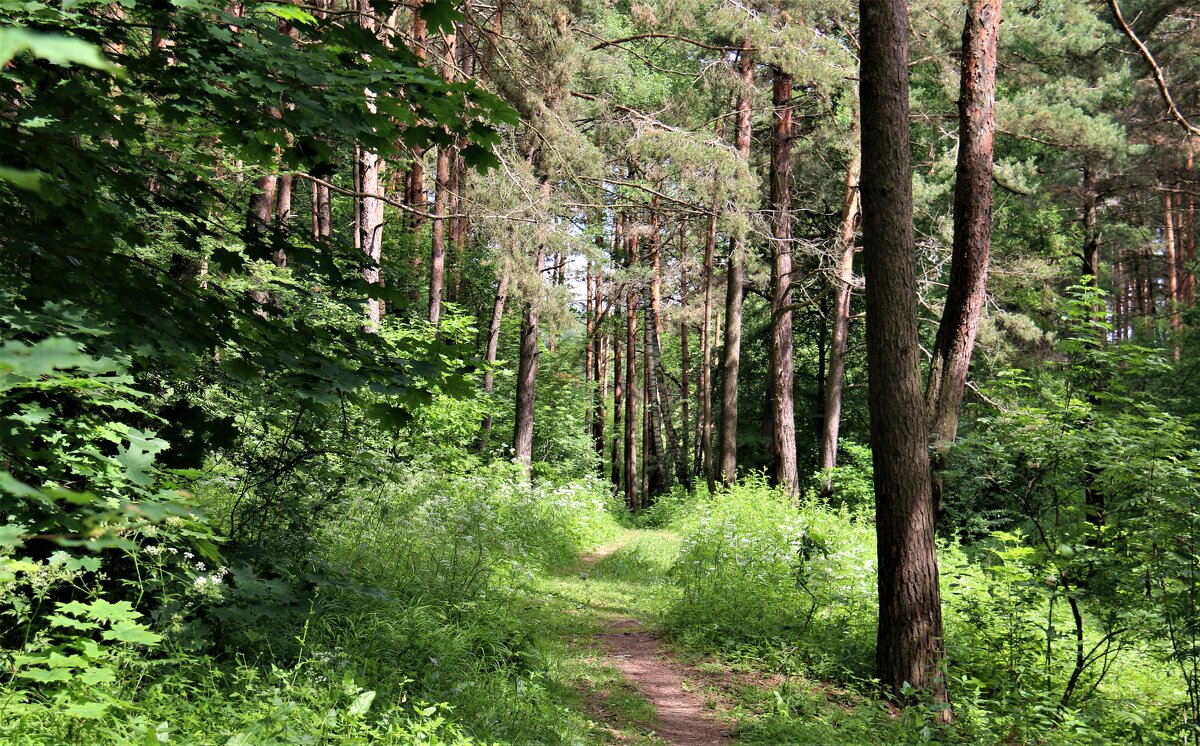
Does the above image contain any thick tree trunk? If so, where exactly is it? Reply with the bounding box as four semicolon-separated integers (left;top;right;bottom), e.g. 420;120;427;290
478;270;509;445
700;189;719;494
819;139;862;494
718;41;754;485
924;0;1001;516
860;0;951;714
769;68;799;498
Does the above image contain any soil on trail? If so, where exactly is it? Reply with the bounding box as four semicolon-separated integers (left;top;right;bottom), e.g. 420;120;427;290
573;538;732;745
598;618;731;746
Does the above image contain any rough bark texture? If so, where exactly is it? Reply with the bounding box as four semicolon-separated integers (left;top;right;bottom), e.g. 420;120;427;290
860;0;950;712
718;41;753;485
311;178;331;240
819;139;862;493
924;0;1001;516
769;68;799;498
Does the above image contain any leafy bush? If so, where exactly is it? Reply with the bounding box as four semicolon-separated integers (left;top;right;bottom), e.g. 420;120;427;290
665;477;876;675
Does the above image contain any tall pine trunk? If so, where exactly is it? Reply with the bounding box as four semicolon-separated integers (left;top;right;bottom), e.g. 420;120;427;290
924;0;1001;515
819;135;862;494
478;270;508;446
769;67;798;497
860;0;950;714
700;185;719;493
719;40;753;485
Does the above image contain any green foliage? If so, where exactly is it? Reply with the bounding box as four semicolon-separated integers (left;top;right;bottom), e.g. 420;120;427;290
665;477;877;676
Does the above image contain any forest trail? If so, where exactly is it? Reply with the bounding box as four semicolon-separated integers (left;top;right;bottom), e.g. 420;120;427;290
542;531;734;745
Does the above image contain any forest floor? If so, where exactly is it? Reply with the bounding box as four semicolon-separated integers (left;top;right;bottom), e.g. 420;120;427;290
527;529;776;745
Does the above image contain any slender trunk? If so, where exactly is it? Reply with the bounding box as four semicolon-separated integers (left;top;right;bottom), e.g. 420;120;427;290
646;210;680;492
429;30;457;325
925;0;1001;516
612;321;624;490
1165;189;1182;359
679;224;693;488
700;186;719;494
478;270;509;445
820;139;862;494
513;177;550;474
311;177;331;240
1081;168;1100;283
625;284;639;512
357;144;386;328
719;41;753;485
406;10;428;239
860;0;950;713
1186;151;1195;306
769;67;799;497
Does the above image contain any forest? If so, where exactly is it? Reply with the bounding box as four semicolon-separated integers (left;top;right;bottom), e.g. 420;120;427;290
1;0;1199;740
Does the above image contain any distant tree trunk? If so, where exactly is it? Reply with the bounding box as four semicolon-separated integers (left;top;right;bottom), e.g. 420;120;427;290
719;40;753;485
924;0;1001;516
311;177;331;240
860;0;951;714
248;174;278;236
679;223;693;488
612;320;624;490
356;144;386;328
513;177;550;474
1186;151;1195;306
625;283;639;512
646;209;680;492
593;274;608;468
819;138;862;495
429;30;457;326
1081;168;1100;284
700;187;719;494
769;67;799;498
406;10;428;240
1164;188;1182;359
478;270;508;446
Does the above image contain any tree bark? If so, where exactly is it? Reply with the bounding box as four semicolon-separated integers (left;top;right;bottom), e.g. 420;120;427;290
356;144;386;328
718;40;753;485
311;177;331;241
700;185;719;494
513;177;551;474
924;0;1001;516
860;0;951;714
1164;188;1182;359
429;29;457;325
612;318;624;490
679;223;693;488
819;135;862;495
478;270;508;445
625;281;639;512
769;67;799;498
1081;168;1100;284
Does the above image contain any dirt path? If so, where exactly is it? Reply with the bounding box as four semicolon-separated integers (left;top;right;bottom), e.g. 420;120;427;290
574;539;732;745
597;618;731;745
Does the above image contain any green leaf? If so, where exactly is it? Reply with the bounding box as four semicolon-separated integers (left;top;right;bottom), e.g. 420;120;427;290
348;690;375;716
0;27;118;72
77;667;117;686
0;166;44;192
63;701;110;719
16;667;72;683
101;622;162;646
261;3;317;25
418;0;463;34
